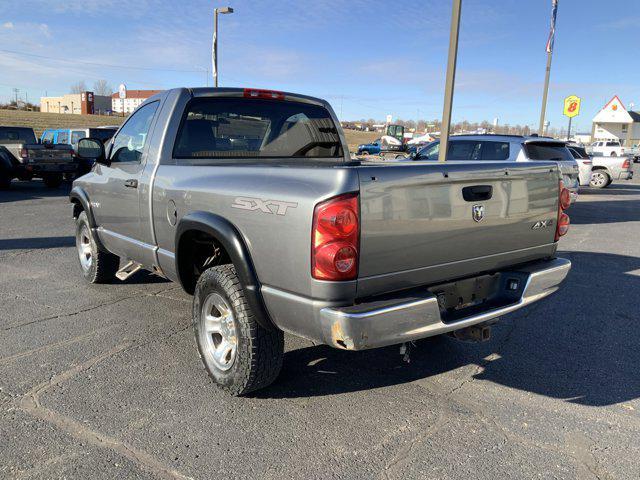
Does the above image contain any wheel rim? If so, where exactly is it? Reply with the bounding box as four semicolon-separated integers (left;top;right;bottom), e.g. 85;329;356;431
591;172;606;187
200;293;238;371
77;225;93;271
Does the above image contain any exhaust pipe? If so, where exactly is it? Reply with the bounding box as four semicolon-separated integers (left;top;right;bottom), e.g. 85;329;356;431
450;325;491;343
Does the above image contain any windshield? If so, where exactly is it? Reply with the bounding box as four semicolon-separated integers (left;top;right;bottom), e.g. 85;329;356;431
174;98;343;161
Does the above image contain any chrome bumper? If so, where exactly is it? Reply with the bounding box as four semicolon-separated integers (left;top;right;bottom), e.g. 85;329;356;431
319;257;571;350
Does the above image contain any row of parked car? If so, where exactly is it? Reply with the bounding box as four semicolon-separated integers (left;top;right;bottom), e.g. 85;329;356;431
0;125;117;189
356;134;634;192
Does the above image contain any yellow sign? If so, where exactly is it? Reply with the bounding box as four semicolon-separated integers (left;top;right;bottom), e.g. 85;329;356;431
563;95;581;118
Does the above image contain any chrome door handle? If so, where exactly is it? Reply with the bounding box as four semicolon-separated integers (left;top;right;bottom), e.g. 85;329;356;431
124;179;138;188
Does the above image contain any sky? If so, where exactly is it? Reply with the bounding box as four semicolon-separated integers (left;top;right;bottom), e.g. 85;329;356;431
0;0;638;132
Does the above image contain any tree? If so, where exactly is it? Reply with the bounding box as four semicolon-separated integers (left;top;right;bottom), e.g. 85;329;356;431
70;81;88;93
93;79;112;96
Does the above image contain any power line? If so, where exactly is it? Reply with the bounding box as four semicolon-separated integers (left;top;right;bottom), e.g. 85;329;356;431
0;49;206;74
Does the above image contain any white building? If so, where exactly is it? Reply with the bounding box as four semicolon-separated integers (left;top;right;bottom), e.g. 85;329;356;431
592;95;640;147
111;89;162;114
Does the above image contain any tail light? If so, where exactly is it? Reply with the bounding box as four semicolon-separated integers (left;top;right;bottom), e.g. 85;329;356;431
20;147;28;159
312;193;359;281
582;160;592;165
622;158;630;169
243;88;285;100
555;181;571;241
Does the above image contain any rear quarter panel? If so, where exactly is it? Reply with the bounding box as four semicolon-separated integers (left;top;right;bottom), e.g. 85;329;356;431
152;164;359;300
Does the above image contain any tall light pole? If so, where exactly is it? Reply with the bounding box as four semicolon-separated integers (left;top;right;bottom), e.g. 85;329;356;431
539;0;558;135
438;0;462;163
212;6;234;88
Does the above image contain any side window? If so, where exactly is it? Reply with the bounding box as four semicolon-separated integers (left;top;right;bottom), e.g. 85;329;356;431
481;141;509;160
447;141;480;160
418;141;440;159
109;102;159;164
71;131;85;145
57;131;69;144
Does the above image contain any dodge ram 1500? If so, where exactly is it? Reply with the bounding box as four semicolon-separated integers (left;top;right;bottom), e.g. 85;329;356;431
70;87;571;395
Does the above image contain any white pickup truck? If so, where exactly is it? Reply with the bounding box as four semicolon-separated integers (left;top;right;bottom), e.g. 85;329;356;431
590;140;625;157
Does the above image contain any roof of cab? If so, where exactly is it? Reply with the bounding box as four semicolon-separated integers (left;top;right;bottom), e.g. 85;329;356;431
186;87;328;107
450;133;566;144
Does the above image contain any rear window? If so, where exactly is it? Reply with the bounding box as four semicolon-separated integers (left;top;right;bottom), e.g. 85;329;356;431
173;98;343;162
523;143;573;161
0;128;36;143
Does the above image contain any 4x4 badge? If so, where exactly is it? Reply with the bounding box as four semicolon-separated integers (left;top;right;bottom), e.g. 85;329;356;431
472;204;485;222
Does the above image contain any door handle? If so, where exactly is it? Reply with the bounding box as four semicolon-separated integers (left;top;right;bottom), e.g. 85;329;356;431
462;185;492;202
124;179;138;189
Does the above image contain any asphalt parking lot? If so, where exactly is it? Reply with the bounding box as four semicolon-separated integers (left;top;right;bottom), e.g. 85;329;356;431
1;177;639;479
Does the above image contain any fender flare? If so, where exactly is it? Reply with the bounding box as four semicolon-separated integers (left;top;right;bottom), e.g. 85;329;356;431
69;186;107;251
69;186;97;226
175;211;276;330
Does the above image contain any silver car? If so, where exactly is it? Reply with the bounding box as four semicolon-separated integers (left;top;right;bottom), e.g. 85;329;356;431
413;135;581;202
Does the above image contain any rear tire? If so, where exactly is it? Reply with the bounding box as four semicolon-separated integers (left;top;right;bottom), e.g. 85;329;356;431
42;173;63;188
193;264;284;396
610;152;617;157
75;211;120;283
589;171;610;189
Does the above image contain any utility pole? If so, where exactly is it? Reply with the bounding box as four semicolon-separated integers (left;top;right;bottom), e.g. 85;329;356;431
212;6;234;87
12;88;19;108
438;0;462;163
539;0;558;135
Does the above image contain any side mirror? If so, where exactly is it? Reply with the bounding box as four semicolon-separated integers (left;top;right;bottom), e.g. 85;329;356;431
409;151;417;159
77;138;108;165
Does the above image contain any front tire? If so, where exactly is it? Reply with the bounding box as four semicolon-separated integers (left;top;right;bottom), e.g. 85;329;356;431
75;211;120;283
589;171;610;189
193;264;284;396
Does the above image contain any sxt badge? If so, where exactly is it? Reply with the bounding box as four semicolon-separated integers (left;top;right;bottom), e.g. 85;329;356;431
232;197;297;216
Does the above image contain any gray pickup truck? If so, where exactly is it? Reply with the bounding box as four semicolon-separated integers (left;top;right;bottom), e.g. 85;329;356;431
0;126;75;188
70;88;572;395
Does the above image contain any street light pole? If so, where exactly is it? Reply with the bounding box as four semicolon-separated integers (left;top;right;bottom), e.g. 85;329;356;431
539;0;558;135
212;6;234;88
438;0;462;163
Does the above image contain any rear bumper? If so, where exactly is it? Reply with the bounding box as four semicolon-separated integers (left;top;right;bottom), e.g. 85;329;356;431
318;257;570;350
20;162;77;174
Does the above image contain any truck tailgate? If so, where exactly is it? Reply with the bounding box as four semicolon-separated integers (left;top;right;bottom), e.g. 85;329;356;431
356;161;560;297
27;146;74;162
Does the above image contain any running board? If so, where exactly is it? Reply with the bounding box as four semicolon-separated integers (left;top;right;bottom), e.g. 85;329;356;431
116;261;143;281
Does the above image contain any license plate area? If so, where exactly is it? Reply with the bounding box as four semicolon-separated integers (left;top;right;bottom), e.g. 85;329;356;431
429;271;528;323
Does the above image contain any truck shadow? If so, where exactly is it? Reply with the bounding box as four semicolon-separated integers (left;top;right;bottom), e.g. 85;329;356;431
579;184;640;196
256;251;640;407
0;180;71;203
0;236;75;250
569;199;640;224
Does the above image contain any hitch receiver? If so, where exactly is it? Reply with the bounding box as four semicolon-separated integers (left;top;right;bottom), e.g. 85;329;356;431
450;325;491;343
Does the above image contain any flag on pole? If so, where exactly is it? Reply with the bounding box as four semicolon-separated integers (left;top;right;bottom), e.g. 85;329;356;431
545;0;558;53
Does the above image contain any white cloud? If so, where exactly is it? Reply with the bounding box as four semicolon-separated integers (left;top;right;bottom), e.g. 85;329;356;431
2;21;14;29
